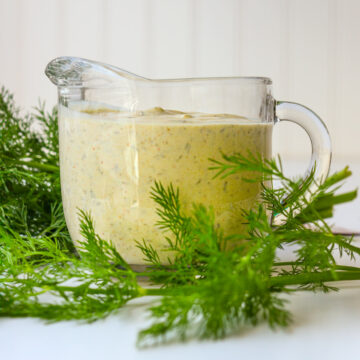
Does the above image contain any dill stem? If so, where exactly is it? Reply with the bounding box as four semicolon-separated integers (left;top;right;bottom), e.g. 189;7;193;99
15;160;59;173
140;270;360;297
274;262;360;272
141;287;183;297
335;265;360;272
336;239;360;256
270;271;360;287
3;153;59;173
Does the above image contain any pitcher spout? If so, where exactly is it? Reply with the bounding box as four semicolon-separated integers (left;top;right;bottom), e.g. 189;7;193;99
45;56;147;88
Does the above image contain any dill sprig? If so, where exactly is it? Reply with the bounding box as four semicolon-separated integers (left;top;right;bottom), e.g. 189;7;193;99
0;86;71;249
1;87;360;347
0;211;140;321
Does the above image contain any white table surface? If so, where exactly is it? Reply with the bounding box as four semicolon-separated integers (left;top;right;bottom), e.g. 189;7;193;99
2;160;360;360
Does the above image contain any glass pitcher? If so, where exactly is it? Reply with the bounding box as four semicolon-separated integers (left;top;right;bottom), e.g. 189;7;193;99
45;57;331;265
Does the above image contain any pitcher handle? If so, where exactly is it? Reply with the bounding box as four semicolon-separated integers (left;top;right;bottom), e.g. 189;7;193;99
272;101;332;225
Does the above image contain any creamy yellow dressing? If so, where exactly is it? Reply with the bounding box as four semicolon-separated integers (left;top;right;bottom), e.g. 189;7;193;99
59;104;272;264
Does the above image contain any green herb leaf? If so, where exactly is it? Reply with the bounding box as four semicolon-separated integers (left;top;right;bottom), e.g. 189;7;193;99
1;87;359;347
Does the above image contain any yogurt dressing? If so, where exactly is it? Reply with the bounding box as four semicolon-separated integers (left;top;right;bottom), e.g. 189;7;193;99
59;104;272;264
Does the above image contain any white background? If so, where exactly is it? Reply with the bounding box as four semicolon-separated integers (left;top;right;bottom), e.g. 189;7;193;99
1;0;360;163
0;0;360;163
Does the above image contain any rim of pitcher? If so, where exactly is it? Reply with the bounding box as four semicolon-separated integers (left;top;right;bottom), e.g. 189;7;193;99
55;76;273;89
148;76;272;85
